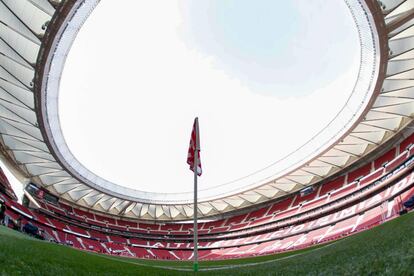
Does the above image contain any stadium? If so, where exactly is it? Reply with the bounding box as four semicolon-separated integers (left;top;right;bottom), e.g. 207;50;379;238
0;0;414;274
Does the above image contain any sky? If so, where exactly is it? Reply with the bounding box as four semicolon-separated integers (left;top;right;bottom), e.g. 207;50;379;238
0;158;23;202
57;0;360;194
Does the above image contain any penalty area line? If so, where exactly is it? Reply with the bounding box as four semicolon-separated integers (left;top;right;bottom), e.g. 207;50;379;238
85;251;194;272
82;239;343;272
198;241;339;272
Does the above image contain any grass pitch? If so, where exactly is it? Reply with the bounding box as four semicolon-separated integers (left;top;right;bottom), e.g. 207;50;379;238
0;212;413;275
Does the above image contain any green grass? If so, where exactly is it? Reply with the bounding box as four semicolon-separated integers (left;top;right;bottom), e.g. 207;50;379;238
1;212;414;275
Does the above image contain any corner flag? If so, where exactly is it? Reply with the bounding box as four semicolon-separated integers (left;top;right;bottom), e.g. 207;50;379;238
187;117;202;176
187;117;201;272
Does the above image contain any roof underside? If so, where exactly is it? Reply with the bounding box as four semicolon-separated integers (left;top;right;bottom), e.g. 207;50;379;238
0;0;414;220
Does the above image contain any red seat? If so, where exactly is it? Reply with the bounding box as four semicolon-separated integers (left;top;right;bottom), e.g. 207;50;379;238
266;197;293;216
116;219;136;227
89;230;108;241
245;207;268;221
385;151;408;172
67;225;89;236
319;176;345;196
224;214;248;226
108;235;127;244
0;137;411;262
374;148;396;169
400;132;414;152
359;168;384;188
291;189;318;207
73;208;95;220
129;246;151;258
83;239;105;253
348;163;371;184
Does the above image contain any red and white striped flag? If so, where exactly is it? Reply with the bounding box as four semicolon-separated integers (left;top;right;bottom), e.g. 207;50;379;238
187;118;202;176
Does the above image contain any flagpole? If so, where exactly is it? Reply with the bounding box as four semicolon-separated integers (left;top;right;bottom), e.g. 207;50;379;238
193;147;199;272
193;118;199;273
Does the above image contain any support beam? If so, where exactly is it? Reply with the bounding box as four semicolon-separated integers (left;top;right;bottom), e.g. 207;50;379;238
387;8;414;34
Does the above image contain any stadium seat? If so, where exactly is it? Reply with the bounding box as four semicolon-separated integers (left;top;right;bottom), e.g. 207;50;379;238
0;139;413;261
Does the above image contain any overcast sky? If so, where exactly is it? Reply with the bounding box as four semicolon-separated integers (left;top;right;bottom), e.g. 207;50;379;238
53;0;360;195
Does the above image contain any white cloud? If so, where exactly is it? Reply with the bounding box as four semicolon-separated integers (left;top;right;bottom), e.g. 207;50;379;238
0;159;23;203
59;1;360;193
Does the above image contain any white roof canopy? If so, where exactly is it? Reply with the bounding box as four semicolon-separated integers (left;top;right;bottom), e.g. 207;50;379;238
0;0;413;220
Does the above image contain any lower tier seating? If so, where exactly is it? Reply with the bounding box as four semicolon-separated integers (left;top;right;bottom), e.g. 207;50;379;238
26;132;414;237
2;164;413;260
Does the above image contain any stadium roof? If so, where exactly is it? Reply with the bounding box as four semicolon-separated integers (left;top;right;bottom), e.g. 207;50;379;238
0;0;414;220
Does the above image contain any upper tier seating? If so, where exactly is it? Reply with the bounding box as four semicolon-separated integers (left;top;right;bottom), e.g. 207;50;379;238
1;132;414;260
3;164;414;260
25;132;414;240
